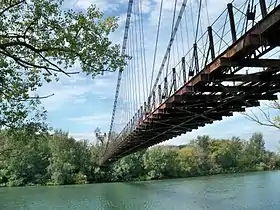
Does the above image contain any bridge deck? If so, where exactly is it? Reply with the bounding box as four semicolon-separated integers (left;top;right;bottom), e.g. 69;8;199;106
100;4;280;166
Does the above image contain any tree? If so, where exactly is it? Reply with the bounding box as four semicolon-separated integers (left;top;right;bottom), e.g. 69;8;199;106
47;130;91;185
209;140;237;170
177;146;200;176
245;133;265;166
111;151;145;182
244;100;280;129
196;135;211;151
0;0;126;127
0;125;50;186
194;135;212;172
143;146;179;179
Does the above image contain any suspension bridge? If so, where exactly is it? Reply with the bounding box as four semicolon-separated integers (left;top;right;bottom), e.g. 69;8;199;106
99;0;280;166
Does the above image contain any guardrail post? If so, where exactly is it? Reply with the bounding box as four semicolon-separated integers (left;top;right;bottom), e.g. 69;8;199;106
207;26;215;60
158;85;162;104
259;0;267;18
172;68;177;92
163;77;168;99
152;91;156;109
227;3;237;42
182;57;187;83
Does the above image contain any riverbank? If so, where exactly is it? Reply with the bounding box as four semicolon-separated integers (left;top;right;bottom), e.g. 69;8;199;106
102;167;280;184
1;129;279;187
2;167;279;188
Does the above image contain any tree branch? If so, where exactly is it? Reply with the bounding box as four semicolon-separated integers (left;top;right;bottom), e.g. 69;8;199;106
0;33;26;39
23;19;38;40
0;40;80;55
0;85;55;101
0;48;53;75
0;41;80;76
0;0;26;16
243;100;280;129
0;41;42;53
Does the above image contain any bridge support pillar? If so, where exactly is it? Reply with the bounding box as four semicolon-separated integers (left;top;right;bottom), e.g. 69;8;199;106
182;57;187;83
259;0;267;17
172;68;177;92
158;85;162;104
144;102;147;113
227;3;237;42
163;77;168;99
207;26;215;60
190;43;199;76
137;109;140;121
152;91;156;109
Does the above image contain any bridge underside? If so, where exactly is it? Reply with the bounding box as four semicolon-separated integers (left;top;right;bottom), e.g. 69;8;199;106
100;5;280;166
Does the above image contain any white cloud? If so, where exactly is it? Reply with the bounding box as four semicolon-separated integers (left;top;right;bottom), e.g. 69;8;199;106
68;113;111;125
73;97;88;104
141;0;153;13
75;0;122;12
40;84;92;111
69;131;95;141
37;70;117;112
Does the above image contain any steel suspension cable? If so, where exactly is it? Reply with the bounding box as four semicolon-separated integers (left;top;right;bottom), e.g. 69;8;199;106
139;0;149;102
165;0;178;77
137;0;147;101
180;18;185;56
126;29;131;126
184;9;190;64
149;0;164;98
128;28;133;127
124;68;128;125
133;1;141;106
131;14;137;117
108;0;134;141
205;0;210;26
190;0;196;39
200;1;208;67
149;0;189;100
195;0;203;42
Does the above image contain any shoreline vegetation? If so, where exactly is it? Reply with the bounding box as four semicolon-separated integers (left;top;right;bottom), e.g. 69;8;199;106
0;127;279;187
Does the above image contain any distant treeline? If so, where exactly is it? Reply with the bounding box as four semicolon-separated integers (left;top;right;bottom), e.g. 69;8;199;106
0;125;279;187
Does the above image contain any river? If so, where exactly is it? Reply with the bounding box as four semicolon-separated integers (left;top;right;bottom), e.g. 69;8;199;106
1;171;280;209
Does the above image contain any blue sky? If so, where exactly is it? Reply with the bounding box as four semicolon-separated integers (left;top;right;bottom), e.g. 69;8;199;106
38;0;280;151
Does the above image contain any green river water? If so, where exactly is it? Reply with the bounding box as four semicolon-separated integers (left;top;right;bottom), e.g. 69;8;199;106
1;171;280;210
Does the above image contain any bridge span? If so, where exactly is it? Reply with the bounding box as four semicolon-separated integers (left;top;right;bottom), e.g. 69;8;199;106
100;0;280;166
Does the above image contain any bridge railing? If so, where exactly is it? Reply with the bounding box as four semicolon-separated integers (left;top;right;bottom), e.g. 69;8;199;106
147;0;279;109
116;0;280;143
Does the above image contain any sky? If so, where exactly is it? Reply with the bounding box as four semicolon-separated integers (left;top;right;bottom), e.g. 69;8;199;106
38;0;280;151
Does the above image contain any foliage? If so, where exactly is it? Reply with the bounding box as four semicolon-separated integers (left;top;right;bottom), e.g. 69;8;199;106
110;151;145;181
0;0;125;127
0;126;279;187
143;146;179;179
0;126;50;186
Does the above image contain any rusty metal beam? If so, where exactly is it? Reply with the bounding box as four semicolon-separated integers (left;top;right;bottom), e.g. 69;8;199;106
214;74;261;82
253;5;280;35
191;85;257;92
219;58;280;68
